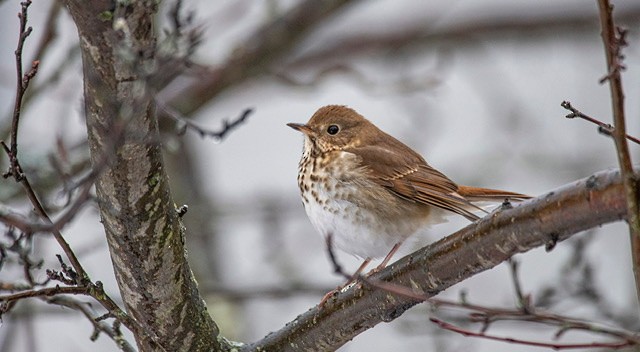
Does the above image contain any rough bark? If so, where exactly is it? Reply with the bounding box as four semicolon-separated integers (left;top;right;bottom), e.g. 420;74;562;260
62;1;222;351
247;168;630;351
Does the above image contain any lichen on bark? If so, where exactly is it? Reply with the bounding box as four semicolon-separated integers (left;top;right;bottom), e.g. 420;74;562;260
62;0;224;350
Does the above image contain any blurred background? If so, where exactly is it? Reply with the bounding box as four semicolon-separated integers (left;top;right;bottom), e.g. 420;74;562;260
1;0;640;351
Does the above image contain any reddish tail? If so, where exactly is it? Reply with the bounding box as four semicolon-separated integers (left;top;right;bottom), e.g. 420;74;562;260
457;185;531;203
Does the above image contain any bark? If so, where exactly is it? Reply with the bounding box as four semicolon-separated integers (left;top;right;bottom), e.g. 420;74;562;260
62;1;222;351
246;168;630;351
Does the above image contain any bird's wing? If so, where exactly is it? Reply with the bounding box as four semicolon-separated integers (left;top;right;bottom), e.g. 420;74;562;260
347;144;481;221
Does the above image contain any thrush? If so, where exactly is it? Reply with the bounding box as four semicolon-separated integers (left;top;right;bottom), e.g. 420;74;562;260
288;105;530;275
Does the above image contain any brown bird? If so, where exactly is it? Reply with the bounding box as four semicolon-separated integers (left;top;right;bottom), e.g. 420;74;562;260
288;105;530;274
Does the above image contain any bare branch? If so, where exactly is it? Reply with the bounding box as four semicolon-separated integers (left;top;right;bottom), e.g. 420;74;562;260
3;0;38;182
47;296;137;352
429;317;634;350
166;0;360;116
561;101;640;145
0;285;88;303
597;0;640;305
160;103;254;141
247;168;631;351
507;259;531;313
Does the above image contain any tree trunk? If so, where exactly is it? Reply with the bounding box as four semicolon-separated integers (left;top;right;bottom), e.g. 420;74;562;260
62;1;222;350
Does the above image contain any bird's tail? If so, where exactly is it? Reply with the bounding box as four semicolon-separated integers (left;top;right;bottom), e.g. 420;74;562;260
457;185;531;203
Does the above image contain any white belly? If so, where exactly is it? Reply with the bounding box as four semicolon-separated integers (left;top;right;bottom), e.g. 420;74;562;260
298;149;437;259
303;176;433;259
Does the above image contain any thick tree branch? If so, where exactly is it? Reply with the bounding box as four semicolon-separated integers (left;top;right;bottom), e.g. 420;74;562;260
247;168;630;351
597;0;640;304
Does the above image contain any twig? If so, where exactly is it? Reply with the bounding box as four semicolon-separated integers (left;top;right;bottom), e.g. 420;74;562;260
0;180;93;235
0;1;63;143
597;0;640;305
431;297;640;342
3;0;38;181
0;285;88;303
47;296;136;352
160;102;254;141
430;317;634;350
561;101;640;145
507;259;531;313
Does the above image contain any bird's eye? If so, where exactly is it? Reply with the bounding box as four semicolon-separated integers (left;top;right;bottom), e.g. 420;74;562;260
327;125;340;135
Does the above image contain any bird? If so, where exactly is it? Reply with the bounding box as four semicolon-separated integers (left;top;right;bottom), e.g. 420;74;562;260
288;105;530;278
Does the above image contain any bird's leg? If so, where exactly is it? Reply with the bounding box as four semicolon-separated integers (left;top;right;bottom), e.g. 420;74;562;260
319;257;371;307
370;242;401;274
319;243;401;307
352;257;372;280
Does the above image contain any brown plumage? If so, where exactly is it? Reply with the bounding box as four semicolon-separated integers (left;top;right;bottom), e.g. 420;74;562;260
289;105;530;265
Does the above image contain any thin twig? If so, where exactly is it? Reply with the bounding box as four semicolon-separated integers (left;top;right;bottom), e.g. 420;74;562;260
430;297;640;343
0;285;88;302
47;296;136;352
507;258;531;313
3;0;37;181
561;101;640;145
159;102;254;140
430;317;634;350
597;0;640;306
2;0;87;286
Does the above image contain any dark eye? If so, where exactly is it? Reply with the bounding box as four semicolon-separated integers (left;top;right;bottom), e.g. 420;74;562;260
327;125;340;135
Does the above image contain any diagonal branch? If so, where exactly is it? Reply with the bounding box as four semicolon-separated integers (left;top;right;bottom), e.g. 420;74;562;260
561;100;640;145
246;168;631;351
47;296;137;352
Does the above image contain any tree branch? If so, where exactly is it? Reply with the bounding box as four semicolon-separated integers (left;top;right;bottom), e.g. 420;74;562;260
247;168;630;351
597;0;640;305
48;296;137;352
166;0;360;117
160;104;254;141
0;285;87;302
429;317;634;350
561;100;640;145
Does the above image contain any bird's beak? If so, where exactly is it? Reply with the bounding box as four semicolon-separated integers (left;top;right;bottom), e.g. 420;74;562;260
287;123;313;136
